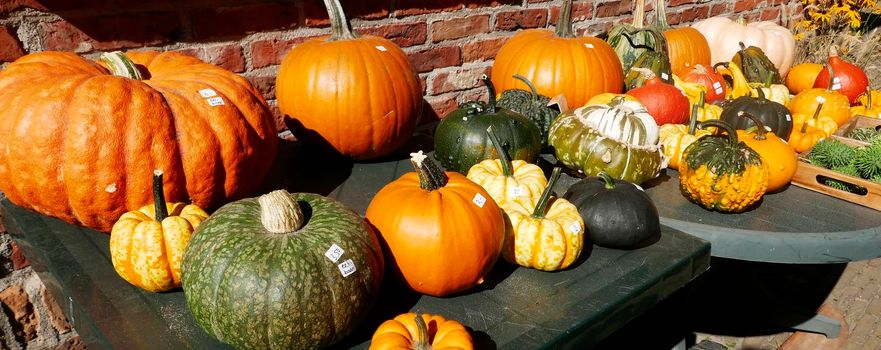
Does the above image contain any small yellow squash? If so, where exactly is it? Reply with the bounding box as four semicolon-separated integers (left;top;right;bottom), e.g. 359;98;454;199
467;126;547;209
110;170;208;292
660;101;714;170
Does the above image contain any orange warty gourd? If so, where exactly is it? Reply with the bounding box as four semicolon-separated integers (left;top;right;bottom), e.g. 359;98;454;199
370;313;473;350
0;51;278;232
655;0;712;75
276;0;422;160
492;0;623;108
366;151;505;297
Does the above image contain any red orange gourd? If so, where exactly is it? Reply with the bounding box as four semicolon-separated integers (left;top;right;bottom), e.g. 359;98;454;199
813;46;869;105
626;68;690;125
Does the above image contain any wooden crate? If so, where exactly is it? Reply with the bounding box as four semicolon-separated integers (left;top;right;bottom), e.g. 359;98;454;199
791;136;881;211
834;115;881;140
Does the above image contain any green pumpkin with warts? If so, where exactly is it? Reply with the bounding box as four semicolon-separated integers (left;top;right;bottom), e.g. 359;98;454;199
435;74;542;174
181;191;384;350
624;30;673;90
605;0;664;72
732;42;782;85
497;74;561;148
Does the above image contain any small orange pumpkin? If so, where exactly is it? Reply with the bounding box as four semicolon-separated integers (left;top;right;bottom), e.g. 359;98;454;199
735;114;798;193
790;86;851;127
786;63;823;95
655;0;712;75
369;313;473;350
788;119;829;153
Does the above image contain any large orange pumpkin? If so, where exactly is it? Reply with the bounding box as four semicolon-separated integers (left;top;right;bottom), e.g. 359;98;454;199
491;0;623;108
655;0;711;75
276;0;422;160
0;51;278;232
366;151;505;297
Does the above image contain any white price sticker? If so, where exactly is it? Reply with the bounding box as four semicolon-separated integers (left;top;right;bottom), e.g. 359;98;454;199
338;259;356;277
715;87;724;94
472;193;487;208
712;81;722;89
833;77;841;84
207;97;225;106
661;72;669;80
509;186;524;197
569;222;582;234
325;244;344;263
584;43;595;49
785;113;792;121
375;45;387;52
832;83;842;91
815;96;827;103
198;88;217;98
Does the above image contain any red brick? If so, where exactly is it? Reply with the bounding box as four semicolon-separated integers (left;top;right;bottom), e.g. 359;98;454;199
394;0;463;17
41;13;181;52
667;0;698;6
0;0;44;15
249;36;319;69
245;74;277;101
408;46;462;73
710;3;732;16
40;287;70;334
359;22;427;47
54;336;86;350
678;5;709;24
463;36;509;62
419;74;428;95
458;87;489;104
426;94;458;120
496;8;549;31
735;0;760;13
304;0;391;27
586;21;615;34
0;285;37;341
10;242;28;270
761;7;781;21
190;4;297;40
0;26;25;63
430;66;492;95
466;0;520;8
550;1;594;23
192;44;246;73
432;15;490;42
596;0;633;18
665;12;683;25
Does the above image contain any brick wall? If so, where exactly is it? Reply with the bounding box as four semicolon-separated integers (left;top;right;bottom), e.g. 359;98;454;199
0;0;802;348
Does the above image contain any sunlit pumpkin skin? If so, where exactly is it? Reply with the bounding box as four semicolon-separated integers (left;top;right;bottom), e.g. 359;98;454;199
692;16;795;76
792;102;838;137
750;82;790;107
680;120;769;213
504;168;584;271
466;127;547;209
434;75;542;174
813;46;869;105
110;171;208;293
626;70;690;125
276;0;422;160
735;114;798;193
660;103;713;170
573;97;660;146
493;0;623;108
497;74;561;147
720;89;793;139
655;0;711;75
681;64;726;103
366;152;504;297
732;42;783;84
587;93;640;105
0;51;277;232
852;90;881;118
370;313;473;350
606;0;661;72
790;87;852;126
181;190;384;350
786;63;823;95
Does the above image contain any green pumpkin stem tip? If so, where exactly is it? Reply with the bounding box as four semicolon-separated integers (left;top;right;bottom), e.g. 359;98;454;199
688;103;699;135
259;190;305;234
532;167;562;218
481;74;498;113
698;90;706;108
486;126;514;177
413;313;432;350
410;151;449;191
152;170;169;222
739;111;768;141
597;172;618;190
100;51;143;80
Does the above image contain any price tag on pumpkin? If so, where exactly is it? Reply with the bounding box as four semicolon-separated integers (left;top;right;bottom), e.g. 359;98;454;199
375;45;387;52
509;186;524;197
661;72;669;81
325;244;344;263
569;222;582;234
713;81;723;95
472;193;487;208
785;113;792;121
338;259;356;277
207;97;225;106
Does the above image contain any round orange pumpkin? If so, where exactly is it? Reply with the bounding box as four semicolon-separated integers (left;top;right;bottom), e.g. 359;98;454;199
370;313;473;350
366;151;505;297
786;63;823;95
0;51;278;232
491;0;623;108
655;0;712;75
735;114;798;193
276;0;422;160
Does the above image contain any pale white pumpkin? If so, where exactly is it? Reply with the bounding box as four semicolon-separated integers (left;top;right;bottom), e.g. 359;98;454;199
692;16;795;77
573;97;659;146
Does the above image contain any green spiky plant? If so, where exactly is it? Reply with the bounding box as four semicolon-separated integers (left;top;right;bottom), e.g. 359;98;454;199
846;127;881;142
807;139;856;168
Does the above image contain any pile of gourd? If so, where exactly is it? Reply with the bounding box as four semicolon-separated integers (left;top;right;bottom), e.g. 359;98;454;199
2;0;877;348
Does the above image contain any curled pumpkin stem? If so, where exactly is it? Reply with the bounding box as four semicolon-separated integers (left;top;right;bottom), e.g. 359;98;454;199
410;151;448;191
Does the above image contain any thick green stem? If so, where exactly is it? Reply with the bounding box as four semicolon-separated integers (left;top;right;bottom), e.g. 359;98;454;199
152;170;168;222
323;0;358;40
555;0;575;38
803;102;824;133
754;85;767;101
100;51;142;80
687;104;699;135
699;120;739;145
654;0;669;29
259;190;305;234
413;313;432;350
481;74;498;113
739;112;768;141
512;74;540;103
532;167;562;218
486;126;514;177
598;172;617;190
410;151;448;191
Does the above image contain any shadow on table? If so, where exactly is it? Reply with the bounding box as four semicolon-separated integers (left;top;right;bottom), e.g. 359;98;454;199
592;257;847;349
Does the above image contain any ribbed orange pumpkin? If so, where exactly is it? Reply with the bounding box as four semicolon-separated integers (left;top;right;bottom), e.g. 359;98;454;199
655;0;711;75
0;51;278;232
491;0;623;108
276;0;422;160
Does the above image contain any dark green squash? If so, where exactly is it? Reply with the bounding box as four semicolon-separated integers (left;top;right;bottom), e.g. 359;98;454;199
563;172;661;249
623;30;673;90
181;191;384;350
606;0;663;72
497;74;560;148
720;88;793;139
434;74;542;174
732;42;782;85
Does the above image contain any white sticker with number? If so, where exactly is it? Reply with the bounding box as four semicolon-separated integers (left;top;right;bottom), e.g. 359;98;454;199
199;88;217;98
375;45;387;52
338;259;356;277
207;97;225;106
815;96;826;103
325;244;344;263
832;83;842;91
569;222;582;234
509;186;524;197
472;193;486;208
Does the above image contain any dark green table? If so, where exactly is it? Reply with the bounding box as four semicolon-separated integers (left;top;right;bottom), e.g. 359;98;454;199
1;145;711;350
